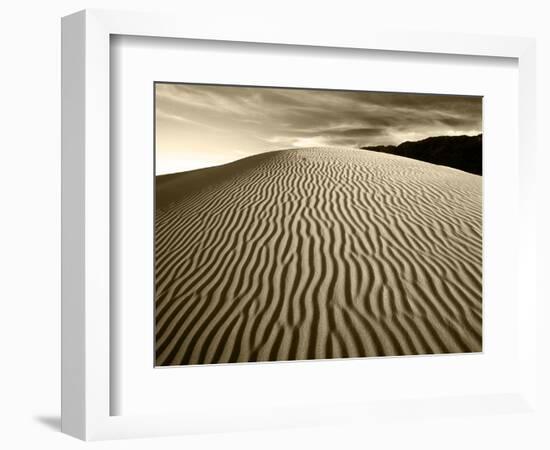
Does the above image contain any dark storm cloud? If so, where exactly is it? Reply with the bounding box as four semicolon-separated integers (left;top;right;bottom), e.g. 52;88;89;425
155;82;481;173
325;127;387;138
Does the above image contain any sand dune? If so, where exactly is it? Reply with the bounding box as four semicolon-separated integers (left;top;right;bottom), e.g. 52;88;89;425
155;147;482;366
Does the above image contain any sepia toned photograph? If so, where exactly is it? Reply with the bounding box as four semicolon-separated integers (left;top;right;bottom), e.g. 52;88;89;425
154;82;482;367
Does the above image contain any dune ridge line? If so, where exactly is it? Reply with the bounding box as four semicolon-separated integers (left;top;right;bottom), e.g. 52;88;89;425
155;147;482;366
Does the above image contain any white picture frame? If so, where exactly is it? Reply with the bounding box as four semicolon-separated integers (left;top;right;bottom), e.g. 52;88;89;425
61;9;538;441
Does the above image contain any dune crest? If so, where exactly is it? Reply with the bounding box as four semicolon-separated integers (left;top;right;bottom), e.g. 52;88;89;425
155;147;482;366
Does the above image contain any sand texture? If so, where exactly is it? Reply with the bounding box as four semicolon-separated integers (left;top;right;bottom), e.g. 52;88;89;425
155;147;482;366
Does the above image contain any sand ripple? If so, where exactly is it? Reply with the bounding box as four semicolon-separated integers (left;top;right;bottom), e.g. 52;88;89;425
155;147;482;366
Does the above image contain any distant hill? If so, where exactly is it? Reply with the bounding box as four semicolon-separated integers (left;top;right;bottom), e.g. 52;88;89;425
361;134;482;175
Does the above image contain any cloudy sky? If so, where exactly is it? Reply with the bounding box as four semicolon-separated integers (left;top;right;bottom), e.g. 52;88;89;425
155;83;482;175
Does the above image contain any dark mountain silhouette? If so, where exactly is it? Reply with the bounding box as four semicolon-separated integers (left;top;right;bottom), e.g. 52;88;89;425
361;134;482;175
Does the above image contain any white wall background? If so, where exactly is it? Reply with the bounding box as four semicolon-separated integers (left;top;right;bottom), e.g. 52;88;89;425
0;1;548;449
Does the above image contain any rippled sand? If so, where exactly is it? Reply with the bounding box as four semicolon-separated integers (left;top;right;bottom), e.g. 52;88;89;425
155;147;482;366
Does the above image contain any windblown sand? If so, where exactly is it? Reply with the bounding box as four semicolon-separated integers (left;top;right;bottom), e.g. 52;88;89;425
155;147;482;366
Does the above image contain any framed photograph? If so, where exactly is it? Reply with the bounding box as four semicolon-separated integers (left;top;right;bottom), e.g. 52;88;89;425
61;9;538;441
153;82;483;367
